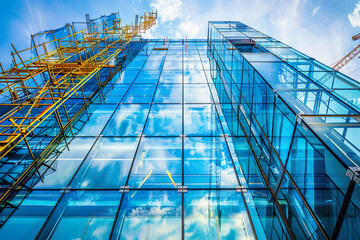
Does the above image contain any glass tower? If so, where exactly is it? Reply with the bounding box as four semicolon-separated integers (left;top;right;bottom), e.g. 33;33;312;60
0;16;359;240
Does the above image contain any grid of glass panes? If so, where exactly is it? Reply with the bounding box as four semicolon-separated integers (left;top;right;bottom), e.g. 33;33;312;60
208;21;360;240
0;40;269;239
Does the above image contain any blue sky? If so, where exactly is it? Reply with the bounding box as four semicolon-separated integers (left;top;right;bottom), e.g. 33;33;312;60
1;0;360;79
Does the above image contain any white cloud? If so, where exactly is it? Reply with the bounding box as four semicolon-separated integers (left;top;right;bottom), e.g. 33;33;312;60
349;2;360;27
142;24;158;39
146;0;360;79
176;16;203;38
165;0;359;79
21;0;45;36
312;6;320;16
150;0;183;24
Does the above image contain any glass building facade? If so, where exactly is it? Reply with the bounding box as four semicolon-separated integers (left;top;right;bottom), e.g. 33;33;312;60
207;21;360;239
0;19;359;240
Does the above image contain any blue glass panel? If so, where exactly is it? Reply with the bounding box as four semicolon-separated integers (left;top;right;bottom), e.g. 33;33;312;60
118;70;139;84
103;104;150;136
147;52;166;61
113;190;181;239
159;70;182;84
265;47;310;60
184;70;207;84
338;184;360;239
154;84;182;103
142;61;164;71
0;191;61;240
122;84;156;103
251;62;315;90
165;55;182;61
134;70;161;84
184;55;200;61
286;124;350;236
183;61;203;70
278;174;325;239
104;85;130;104
163;60;182;70
184;84;213;103
128;137;182;189
77;104;117;136
245;189;292;239
232;137;266;188
288;59;333;72
35;137;96;189
184;190;255;239
304;115;360;166
184;104;223;136
38;191;122;239
71;137;139;189
144;104;182;136
184;137;239;188
242;53;281;62
126;61;144;71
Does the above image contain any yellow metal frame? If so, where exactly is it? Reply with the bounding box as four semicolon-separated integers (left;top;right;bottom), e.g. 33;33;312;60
0;11;157;158
0;11;157;205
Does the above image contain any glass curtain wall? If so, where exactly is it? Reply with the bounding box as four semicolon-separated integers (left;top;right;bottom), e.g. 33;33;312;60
208;21;360;240
1;21;358;240
0;39;264;239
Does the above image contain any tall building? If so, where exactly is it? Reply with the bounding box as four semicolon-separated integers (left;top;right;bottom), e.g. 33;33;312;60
0;12;359;240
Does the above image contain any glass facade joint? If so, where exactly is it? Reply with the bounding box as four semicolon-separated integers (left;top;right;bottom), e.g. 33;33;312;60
220;134;229;138
236;186;247;193
119;186;130;193
295;113;304;125
177;186;188;193
60;186;71;194
346;167;360;185
273;89;279;98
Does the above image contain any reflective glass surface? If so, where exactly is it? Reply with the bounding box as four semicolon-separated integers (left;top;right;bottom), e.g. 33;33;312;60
1;40;259;239
208;21;360;239
2;27;358;239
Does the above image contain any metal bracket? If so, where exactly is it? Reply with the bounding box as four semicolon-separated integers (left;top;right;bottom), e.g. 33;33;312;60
236;186;247;193
60;186;71;193
346;167;360;185
220;134;229;139
178;186;187;193
296;113;304;125
274;89;279;98
119;186;130;193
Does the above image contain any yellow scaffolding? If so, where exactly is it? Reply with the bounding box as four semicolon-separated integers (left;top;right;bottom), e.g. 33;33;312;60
0;11;156;158
0;11;157;207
